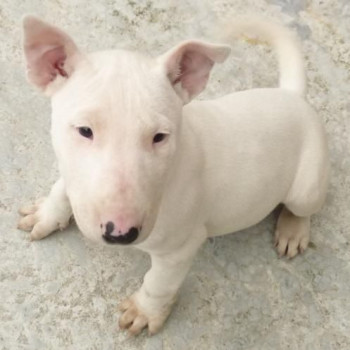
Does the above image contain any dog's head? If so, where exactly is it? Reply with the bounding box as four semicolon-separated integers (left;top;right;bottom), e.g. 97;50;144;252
22;16;230;245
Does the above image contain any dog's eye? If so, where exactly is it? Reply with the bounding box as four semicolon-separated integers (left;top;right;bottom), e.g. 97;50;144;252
78;127;93;139
153;133;168;144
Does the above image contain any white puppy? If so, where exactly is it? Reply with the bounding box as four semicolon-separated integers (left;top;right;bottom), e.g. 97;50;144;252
18;16;329;335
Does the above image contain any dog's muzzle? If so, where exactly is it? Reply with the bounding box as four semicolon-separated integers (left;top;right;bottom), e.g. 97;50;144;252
102;221;139;244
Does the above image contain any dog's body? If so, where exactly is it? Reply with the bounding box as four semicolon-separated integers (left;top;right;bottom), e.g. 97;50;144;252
18;16;329;335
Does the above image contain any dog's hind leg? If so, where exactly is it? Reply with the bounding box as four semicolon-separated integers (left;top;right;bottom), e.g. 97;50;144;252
275;128;329;259
274;207;310;258
275;163;329;258
18;177;72;240
275;179;329;259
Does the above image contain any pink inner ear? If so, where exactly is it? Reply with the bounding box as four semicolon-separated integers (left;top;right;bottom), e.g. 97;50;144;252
23;16;81;90
26;45;68;88
173;51;214;97
162;40;230;102
44;47;68;78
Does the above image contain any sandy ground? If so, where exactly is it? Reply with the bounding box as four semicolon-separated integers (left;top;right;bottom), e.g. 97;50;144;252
1;0;349;349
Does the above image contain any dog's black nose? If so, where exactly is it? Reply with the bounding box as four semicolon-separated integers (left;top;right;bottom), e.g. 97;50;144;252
102;224;139;245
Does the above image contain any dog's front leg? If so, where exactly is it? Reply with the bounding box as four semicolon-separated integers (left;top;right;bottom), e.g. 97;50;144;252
18;177;72;240
119;228;207;335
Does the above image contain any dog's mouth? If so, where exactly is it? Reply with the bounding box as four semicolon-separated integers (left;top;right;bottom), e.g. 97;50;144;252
70;201;156;246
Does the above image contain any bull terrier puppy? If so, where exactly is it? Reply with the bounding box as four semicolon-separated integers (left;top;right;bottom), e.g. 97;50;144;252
18;16;329;335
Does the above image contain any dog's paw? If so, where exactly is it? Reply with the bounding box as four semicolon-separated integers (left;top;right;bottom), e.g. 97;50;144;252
18;198;71;241
275;208;310;259
118;294;171;336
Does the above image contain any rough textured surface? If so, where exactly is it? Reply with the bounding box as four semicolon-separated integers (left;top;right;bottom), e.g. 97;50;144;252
1;1;349;349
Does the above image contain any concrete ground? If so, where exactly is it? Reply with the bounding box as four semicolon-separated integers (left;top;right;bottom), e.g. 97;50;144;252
1;0;349;349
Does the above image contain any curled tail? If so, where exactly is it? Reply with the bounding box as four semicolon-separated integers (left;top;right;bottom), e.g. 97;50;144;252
218;16;306;96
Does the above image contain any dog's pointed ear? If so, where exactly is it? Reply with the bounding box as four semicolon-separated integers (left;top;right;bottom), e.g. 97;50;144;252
158;40;231;104
22;15;83;95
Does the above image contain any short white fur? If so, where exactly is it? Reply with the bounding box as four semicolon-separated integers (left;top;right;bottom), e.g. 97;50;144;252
18;16;329;335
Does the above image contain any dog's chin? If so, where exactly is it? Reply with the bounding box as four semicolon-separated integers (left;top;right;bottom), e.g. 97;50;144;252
80;229;105;245
72;217;103;244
